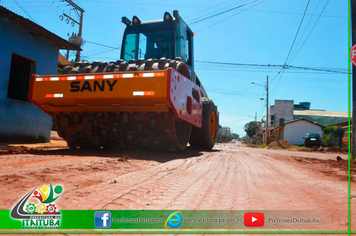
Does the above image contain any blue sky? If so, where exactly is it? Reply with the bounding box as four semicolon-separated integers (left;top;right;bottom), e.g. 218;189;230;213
1;0;348;136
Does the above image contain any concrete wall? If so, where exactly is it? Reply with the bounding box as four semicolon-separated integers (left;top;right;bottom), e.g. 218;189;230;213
284;120;323;145
0;20;58;142
270;100;294;128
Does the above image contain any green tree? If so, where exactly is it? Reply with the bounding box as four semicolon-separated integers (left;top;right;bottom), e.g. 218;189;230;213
244;121;259;138
232;133;239;139
322;134;332;147
324;125;338;132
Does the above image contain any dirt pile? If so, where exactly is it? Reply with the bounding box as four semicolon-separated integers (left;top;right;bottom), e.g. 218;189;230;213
0;146;30;155
300;146;348;154
268;140;293;149
292;155;356;177
325;146;348;154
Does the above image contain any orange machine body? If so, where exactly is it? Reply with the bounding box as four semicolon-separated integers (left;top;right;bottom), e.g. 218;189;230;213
29;68;202;128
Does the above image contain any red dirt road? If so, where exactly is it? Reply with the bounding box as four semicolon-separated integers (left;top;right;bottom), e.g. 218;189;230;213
0;142;352;232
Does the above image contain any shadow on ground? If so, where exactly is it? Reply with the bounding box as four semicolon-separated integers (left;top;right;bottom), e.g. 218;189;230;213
26;146;220;163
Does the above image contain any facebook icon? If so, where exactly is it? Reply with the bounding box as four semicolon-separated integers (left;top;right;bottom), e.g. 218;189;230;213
94;211;111;228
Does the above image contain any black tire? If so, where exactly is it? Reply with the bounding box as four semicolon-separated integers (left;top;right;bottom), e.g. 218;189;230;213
67;141;78;150
189;98;219;150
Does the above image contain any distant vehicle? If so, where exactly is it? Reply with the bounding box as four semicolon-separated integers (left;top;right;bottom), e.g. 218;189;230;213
342;131;351;146
304;133;322;147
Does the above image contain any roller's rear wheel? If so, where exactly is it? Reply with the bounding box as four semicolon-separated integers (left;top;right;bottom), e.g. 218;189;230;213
53;111;192;152
189;98;219;150
170;116;192;151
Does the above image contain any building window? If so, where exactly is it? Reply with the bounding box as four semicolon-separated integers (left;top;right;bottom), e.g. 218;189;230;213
7;53;36;102
271;114;275;126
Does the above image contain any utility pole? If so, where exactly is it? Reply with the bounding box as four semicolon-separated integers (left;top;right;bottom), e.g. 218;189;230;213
251;78;269;144
266;75;269;145
352;0;356;158
61;0;85;62
255;112;257;137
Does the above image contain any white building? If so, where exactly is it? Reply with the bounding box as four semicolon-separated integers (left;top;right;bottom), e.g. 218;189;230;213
220;126;231;136
283;118;323;145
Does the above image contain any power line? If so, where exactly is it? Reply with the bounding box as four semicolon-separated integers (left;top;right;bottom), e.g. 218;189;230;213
84;48;119;58
271;68;285;96
189;0;258;25
287;64;345;73
270;0;311;84
289;0;330;62
207;89;262;99
195;60;347;74
195;0;266;32
289;0;322;60
283;0;311;66
79;0;248;10
196;60;282;68
185;0;244;20
196;63;348;71
239;9;345;19
206;85;261;96
85;40;121;50
189;0;248;22
195;67;347;74
12;0;36;22
55;0;345;19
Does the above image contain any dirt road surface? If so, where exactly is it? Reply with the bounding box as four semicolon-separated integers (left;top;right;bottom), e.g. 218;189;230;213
0;139;353;233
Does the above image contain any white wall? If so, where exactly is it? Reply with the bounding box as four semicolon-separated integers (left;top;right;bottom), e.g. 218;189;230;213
284;120;323;145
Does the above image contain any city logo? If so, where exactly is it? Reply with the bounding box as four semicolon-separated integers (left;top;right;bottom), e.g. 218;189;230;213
165;211;182;229
94;211;111;228
11;184;63;229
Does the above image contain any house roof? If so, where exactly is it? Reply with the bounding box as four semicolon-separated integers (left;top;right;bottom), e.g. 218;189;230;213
0;6;79;50
294;110;348;117
58;53;72;68
331;120;350;127
285;118;324;128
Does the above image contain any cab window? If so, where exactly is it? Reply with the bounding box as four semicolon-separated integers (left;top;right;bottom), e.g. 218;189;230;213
123;33;137;61
124;31;173;60
176;21;192;66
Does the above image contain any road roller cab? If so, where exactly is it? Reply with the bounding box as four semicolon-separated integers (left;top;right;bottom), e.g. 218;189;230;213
121;11;195;81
